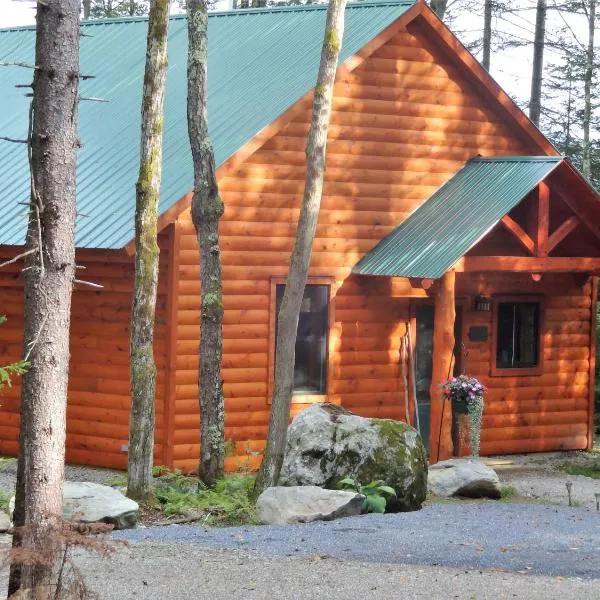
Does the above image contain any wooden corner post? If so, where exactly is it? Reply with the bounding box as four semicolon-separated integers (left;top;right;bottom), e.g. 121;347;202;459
429;270;456;463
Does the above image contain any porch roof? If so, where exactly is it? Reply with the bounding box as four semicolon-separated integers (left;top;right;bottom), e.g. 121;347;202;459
352;156;564;279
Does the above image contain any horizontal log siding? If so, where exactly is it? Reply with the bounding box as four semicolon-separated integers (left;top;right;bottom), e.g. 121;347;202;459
171;24;537;471
0;234;171;470
456;273;593;455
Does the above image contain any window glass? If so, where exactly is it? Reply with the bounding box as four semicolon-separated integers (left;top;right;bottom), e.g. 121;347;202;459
276;284;329;394
496;302;540;369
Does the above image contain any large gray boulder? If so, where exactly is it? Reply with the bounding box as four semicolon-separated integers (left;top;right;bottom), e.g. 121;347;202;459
63;482;139;529
428;458;501;499
279;404;427;511
8;482;138;529
256;486;363;525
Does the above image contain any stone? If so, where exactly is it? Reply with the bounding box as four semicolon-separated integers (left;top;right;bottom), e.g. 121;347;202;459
63;482;139;529
428;458;501;499
256;486;363;525
0;511;10;533
8;482;139;530
279;403;428;511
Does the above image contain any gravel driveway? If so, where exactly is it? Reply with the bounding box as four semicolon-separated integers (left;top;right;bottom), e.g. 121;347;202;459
114;503;600;579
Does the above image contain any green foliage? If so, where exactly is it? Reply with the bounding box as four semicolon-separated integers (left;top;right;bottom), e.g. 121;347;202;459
499;484;518;499
153;470;258;525
561;459;600;480
337;477;396;514
0;488;10;512
0;316;29;390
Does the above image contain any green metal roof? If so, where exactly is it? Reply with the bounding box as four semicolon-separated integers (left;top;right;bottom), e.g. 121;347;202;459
0;1;415;249
353;156;564;279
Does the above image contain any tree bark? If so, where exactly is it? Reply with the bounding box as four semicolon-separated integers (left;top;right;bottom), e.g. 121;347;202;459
7;0;80;597
83;0;91;18
529;0;546;126
582;0;596;180
187;0;226;486
127;0;169;503
430;0;447;20
253;0;347;497
482;0;492;71
429;271;456;463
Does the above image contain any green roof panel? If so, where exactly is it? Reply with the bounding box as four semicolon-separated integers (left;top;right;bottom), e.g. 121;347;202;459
353;156;564;279
0;1;415;248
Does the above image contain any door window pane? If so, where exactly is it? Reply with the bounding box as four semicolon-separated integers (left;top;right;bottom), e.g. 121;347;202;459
276;284;329;394
496;302;540;369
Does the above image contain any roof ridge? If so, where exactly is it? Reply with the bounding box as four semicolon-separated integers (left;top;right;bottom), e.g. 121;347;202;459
469;156;564;163
0;0;416;33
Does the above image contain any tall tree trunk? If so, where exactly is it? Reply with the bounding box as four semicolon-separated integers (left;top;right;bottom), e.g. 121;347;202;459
529;0;546;126
7;0;80;597
187;0;225;486
253;0;347;497
482;0;492;70
583;0;596;180
430;0;447;20
83;0;91;18
127;0;169;503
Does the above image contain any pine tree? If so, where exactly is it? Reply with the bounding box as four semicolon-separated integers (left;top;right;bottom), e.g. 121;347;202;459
8;0;80;596
187;0;226;486
128;0;170;503
254;0;348;496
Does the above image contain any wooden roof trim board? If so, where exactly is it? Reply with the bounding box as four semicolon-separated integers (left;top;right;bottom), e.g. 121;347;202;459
137;0;559;251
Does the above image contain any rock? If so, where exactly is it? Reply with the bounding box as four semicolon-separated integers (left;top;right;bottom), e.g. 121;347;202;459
428;458;501;499
63;482;139;529
279;403;428;511
256;486;363;525
0;511;10;533
8;482;139;530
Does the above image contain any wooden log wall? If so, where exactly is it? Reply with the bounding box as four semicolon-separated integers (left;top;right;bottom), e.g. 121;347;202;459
0;231;172;470
170;21;544;472
456;273;593;455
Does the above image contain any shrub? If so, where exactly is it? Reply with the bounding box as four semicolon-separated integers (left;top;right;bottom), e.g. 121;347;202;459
337;477;396;513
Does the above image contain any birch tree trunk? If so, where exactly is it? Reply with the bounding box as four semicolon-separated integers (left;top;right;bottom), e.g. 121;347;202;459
7;0;80;596
582;0;596;180
128;0;169;503
530;0;546;126
430;0;447;20
482;0;492;71
253;0;347;497
187;0;225;486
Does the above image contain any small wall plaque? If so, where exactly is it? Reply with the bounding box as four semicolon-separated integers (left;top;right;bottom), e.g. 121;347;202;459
468;325;488;342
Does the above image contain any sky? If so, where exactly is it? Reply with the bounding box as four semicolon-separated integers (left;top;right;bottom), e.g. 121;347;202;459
0;0;591;124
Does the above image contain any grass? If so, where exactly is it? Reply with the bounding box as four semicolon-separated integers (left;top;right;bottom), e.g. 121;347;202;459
0;488;10;512
560;458;600;480
499;484;518;499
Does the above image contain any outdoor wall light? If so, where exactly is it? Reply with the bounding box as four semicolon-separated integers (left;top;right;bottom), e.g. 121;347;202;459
474;295;491;312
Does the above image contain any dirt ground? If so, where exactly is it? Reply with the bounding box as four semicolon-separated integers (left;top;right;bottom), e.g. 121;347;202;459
484;450;600;509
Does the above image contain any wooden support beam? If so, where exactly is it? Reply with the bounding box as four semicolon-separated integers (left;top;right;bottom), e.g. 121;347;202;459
588;276;598;450
536;181;550;257
544;216;579;255
454;256;600;273
500;215;535;255
429;270;455;464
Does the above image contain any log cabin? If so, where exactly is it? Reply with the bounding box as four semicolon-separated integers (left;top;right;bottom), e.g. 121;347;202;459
0;0;599;472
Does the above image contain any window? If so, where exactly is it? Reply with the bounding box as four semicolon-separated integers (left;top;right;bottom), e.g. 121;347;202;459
275;284;329;395
494;299;542;373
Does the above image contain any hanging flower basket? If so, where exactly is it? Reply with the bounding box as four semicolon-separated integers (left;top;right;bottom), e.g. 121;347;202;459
441;375;485;457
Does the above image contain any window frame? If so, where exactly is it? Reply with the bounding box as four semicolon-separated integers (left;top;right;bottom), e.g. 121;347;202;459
267;276;336;404
490;294;545;377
